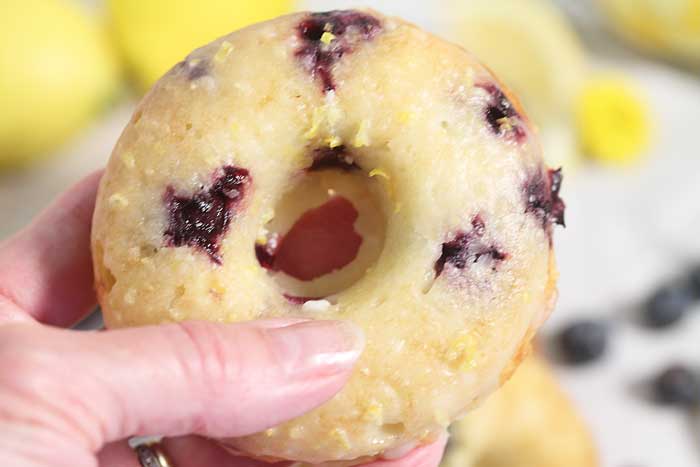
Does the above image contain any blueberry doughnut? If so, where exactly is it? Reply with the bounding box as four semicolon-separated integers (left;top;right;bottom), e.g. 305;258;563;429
442;356;597;467
91;9;564;463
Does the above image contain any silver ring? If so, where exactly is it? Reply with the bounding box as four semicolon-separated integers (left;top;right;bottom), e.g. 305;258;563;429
134;443;173;467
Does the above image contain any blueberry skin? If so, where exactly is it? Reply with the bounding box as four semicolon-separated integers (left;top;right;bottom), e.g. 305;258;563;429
653;365;700;407
558;320;608;365
643;285;693;328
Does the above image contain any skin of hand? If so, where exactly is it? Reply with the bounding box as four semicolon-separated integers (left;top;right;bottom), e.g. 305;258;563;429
0;171;447;467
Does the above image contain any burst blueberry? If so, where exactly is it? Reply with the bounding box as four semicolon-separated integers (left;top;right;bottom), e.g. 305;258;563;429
164;166;250;264
478;83;526;142
524;167;566;238
295;10;382;92
435;215;507;277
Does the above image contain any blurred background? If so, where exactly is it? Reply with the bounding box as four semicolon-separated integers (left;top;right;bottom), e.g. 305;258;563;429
1;0;699;465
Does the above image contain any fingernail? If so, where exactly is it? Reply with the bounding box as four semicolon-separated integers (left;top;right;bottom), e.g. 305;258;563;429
265;320;365;378
252;318;312;329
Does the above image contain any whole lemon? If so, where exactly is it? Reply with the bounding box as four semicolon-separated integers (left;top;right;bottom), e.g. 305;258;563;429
599;0;700;67
108;0;292;89
0;0;120;168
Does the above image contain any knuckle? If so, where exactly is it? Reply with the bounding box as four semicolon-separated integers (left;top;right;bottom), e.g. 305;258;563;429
168;321;243;394
0;326;47;388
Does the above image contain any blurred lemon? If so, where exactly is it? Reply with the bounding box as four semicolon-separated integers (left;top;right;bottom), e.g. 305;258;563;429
599;0;700;67
0;0;119;168
575;75;652;165
108;0;292;89
445;0;587;126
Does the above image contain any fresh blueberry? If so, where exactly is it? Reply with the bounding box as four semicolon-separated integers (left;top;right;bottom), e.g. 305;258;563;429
653;365;700;407
643;284;693;328
558;320;608;365
688;264;700;299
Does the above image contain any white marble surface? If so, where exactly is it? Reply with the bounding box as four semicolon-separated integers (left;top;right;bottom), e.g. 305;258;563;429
1;2;699;466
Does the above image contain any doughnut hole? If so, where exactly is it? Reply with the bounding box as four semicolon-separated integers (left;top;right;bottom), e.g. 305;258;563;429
256;168;388;300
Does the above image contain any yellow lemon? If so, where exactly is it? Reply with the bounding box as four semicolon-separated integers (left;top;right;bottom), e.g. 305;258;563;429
108;0;292;89
599;0;700;67
575;75;652;165
0;0;120;168
444;0;587;126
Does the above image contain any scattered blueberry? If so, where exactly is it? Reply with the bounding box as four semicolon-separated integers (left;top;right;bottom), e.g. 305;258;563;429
295;10;382;92
652;365;700;407
164;166;250;264
558;320;608;365
687;264;700;299
643;284;693;328
434;215;508;277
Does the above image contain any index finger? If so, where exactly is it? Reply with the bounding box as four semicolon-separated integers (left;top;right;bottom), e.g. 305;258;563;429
0;171;102;327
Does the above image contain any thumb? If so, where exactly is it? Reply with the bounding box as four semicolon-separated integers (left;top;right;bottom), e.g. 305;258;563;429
0;319;363;456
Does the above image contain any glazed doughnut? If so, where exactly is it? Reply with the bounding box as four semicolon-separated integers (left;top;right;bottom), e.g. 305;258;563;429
441;355;597;467
91;9;564;463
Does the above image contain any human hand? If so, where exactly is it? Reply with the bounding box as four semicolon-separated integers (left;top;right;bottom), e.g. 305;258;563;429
0;172;447;467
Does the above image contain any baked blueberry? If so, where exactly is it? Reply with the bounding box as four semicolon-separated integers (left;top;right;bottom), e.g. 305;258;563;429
164;166;250;264
296;10;381;92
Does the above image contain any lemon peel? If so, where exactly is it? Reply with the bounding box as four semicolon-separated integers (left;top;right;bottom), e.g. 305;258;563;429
575;75;651;165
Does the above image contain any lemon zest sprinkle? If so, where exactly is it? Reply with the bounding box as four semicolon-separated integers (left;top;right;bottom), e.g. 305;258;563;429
353;119;370;147
362;400;384;423
326;135;343;148
398;111;415;124
304;107;324;139
214;41;234;63
261;208;275;223
497;117;513;132
320;31;336;44
369;168;390;180
108;193;129;208
330;428;351;449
